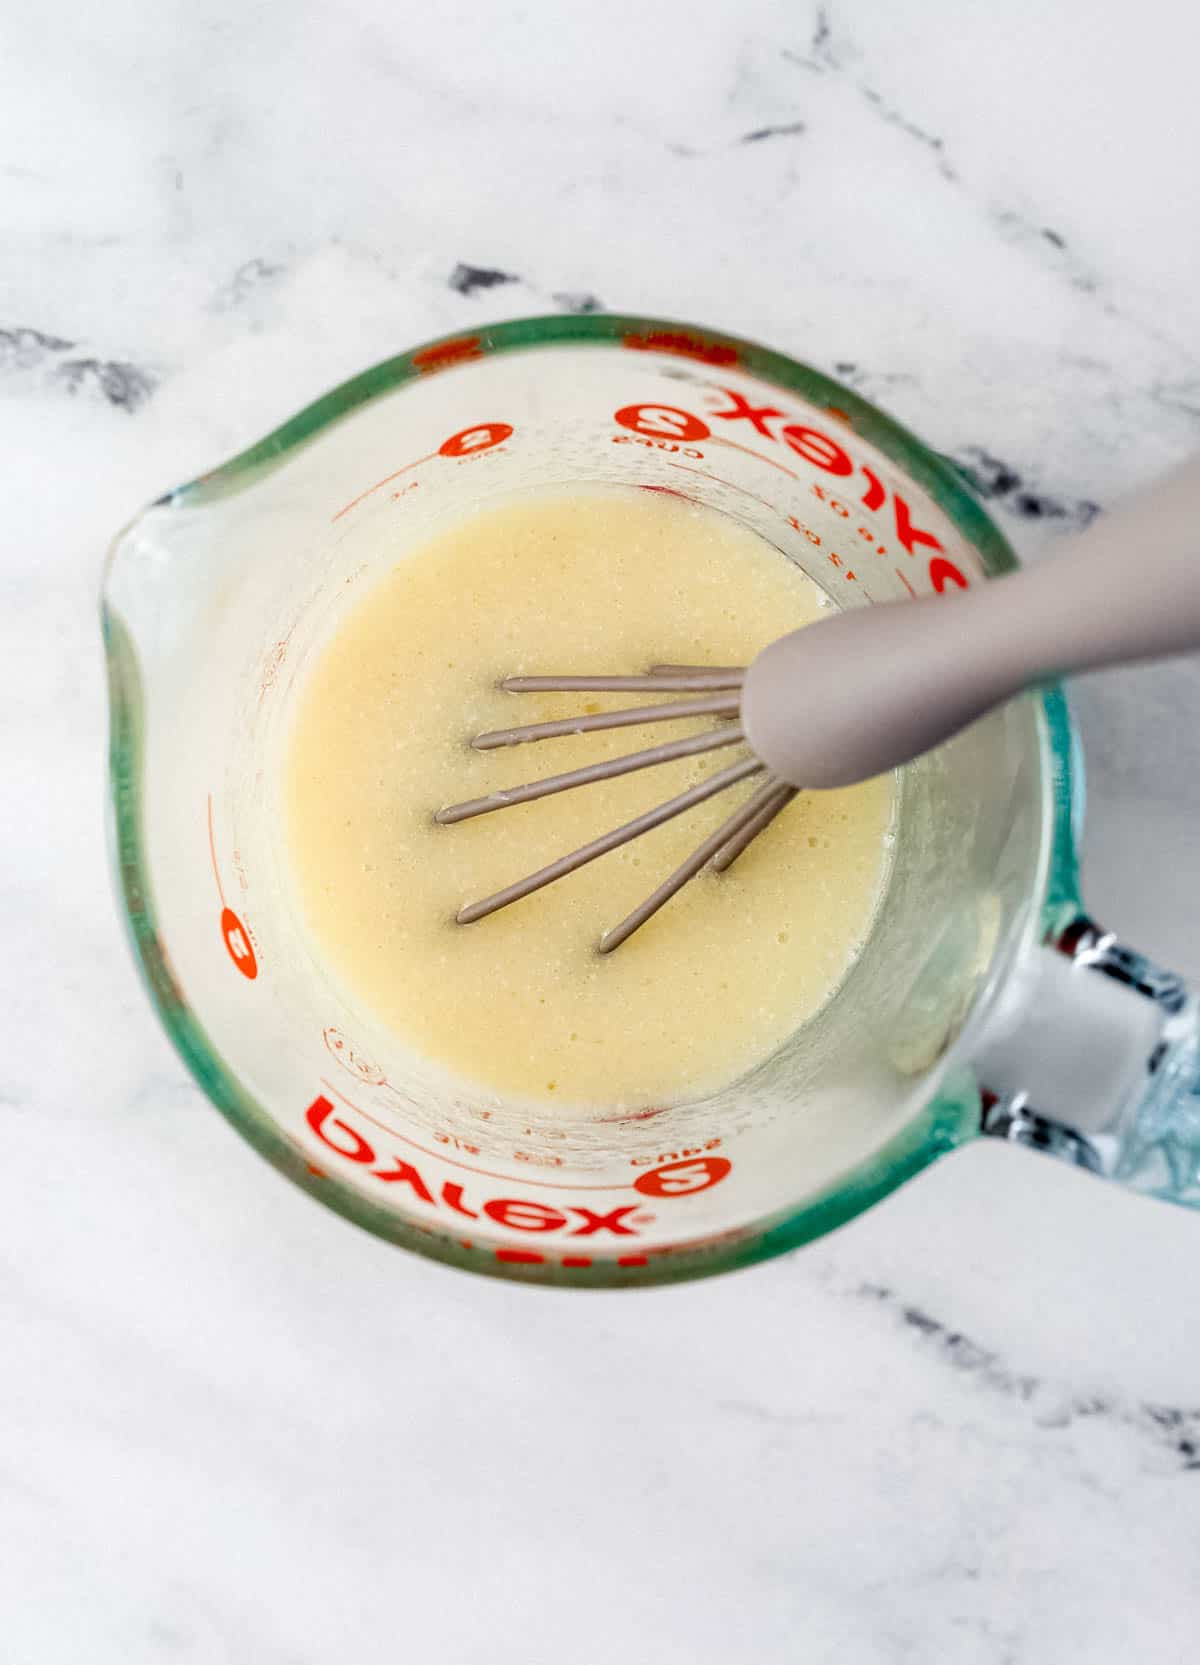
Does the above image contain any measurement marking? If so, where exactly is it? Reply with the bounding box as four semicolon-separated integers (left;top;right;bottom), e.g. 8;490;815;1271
319;1078;631;1190
665;461;781;519
206;794;226;906
897;570;917;598
710;435;799;478
332;453;436;523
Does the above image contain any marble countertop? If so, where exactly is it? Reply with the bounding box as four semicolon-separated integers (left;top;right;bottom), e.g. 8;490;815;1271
5;2;1200;1659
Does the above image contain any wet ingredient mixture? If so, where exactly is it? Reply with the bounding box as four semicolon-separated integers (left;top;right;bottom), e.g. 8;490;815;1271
286;487;894;1110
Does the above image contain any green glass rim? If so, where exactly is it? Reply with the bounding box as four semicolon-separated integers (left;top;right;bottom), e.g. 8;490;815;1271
103;311;1086;1287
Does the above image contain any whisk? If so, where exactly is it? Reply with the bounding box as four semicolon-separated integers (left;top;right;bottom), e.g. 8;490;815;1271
436;663;789;953
436;456;1200;951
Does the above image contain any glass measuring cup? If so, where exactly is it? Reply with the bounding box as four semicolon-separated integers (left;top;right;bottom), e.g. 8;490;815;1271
102;314;1200;1286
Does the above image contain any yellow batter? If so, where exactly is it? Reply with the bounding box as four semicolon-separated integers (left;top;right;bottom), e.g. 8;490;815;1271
285;487;893;1110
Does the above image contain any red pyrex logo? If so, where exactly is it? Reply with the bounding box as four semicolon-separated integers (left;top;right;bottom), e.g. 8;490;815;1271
306;1097;642;1236
613;388;969;594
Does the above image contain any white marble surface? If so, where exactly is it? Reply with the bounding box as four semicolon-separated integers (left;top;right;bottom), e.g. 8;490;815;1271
5;2;1200;1659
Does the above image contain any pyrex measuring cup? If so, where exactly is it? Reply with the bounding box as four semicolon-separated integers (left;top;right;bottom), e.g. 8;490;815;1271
102;314;1200;1286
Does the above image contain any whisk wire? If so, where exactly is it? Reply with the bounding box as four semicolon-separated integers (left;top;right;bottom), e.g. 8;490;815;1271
441;660;802;948
455;755;764;927
436;724;746;825
472;690;740;751
599;774;785;953
502;670;743;693
711;782;798;872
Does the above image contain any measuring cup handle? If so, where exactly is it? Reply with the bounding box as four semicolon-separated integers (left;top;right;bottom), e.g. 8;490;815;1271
973;919;1200;1206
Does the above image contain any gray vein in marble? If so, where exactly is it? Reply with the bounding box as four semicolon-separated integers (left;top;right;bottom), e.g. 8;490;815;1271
857;1281;1040;1400
859;84;957;181
781;4;839;74
781;6;954;181
737;119;807;145
1151;376;1200;420
952;444;1102;527
855;1281;1200;1470
989;207;1098;294
552;290;605;314
0;325;156;411
212;257;287;311
820;360;1104;524
716;1398;835;1429
778;5;1200;363
447;261;519;297
55;355;156;411
0;325;76;366
830;358;919;396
